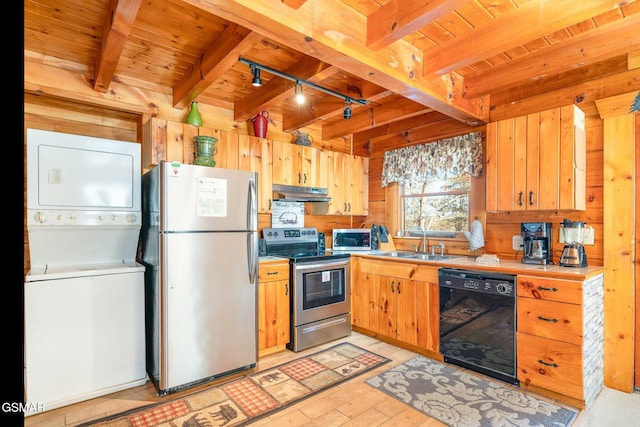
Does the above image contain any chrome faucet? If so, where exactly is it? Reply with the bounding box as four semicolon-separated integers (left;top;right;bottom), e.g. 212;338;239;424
408;226;427;253
438;241;445;255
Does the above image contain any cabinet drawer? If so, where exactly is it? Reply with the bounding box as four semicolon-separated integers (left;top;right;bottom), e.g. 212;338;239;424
517;298;582;345
259;264;289;282
517;332;583;400
517;275;582;304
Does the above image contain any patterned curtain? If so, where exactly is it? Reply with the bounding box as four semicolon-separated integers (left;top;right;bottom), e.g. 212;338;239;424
381;132;483;187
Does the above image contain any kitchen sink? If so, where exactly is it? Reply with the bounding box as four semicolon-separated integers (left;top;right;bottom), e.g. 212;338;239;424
374;251;456;261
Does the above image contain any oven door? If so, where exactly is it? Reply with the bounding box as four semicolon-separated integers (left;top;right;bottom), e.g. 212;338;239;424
292;258;351;326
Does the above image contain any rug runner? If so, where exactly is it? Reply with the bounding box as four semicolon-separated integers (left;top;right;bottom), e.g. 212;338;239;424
365;355;579;427
82;342;390;427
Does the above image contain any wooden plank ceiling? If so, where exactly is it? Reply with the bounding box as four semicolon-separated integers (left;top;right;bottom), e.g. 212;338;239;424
24;0;640;149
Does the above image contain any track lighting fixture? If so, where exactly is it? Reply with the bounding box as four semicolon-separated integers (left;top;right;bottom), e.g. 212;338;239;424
251;65;262;87
239;57;367;118
294;82;305;105
343;99;352;119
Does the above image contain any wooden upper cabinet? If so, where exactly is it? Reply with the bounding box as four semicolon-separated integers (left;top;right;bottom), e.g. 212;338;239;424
327;151;369;215
272;140;327;188
238;134;273;213
141;118;239;171
486;104;585;212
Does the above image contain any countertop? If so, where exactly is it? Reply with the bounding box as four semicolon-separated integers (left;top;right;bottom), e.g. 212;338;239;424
259;251;604;280
353;251;604;280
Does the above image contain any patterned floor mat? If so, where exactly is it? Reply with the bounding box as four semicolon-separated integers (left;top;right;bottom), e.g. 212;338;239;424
82;342;390;427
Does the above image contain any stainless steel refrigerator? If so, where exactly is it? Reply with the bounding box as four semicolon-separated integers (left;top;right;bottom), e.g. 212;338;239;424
138;161;258;394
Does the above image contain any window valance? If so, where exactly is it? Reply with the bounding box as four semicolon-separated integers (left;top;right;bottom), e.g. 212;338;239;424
381;132;483;187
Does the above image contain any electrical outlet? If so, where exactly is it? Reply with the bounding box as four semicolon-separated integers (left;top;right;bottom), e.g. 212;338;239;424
512;235;523;251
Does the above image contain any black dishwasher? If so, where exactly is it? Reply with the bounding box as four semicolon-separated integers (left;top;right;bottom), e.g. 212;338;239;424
438;267;518;385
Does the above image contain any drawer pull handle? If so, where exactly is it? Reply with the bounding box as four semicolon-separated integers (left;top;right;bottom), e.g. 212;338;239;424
518;191;523;206
537;286;558;292
285;283;288;296
267;271;278;275
537;316;558;323
538;359;558;368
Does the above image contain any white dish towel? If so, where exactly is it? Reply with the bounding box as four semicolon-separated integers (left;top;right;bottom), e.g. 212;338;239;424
464;219;485;251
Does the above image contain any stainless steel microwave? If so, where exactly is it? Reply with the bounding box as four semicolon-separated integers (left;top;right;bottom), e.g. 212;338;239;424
332;229;372;251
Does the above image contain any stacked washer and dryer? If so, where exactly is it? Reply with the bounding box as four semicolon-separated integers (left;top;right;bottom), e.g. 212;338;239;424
24;129;147;416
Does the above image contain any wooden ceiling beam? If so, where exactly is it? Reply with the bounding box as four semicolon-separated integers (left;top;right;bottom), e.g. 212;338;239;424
464;15;640;98
281;0;307;9
180;0;488;126
93;0;144;93
234;58;337;121
422;0;629;76
488;55;629;107
173;23;263;110
366;0;464;50
369;118;482;154
489;67;640;121
322;97;431;140
283;84;389;131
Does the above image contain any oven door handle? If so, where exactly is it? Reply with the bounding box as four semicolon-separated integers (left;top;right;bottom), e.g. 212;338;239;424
294;260;350;271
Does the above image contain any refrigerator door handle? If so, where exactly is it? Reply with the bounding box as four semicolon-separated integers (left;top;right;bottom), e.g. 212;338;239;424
248;177;257;231
248;232;257;285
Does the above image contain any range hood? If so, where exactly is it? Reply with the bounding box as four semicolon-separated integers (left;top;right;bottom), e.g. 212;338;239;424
272;184;331;202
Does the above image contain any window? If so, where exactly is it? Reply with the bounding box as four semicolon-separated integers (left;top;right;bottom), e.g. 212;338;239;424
380;131;483;237
401;173;470;236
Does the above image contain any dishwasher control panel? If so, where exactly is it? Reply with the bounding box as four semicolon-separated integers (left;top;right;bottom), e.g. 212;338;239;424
438;267;516;297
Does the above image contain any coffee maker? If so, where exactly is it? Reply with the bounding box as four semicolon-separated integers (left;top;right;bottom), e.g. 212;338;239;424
559;219;588;267
521;222;553;265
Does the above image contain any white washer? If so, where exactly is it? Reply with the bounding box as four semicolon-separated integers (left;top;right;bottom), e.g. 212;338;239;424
24;129;147;416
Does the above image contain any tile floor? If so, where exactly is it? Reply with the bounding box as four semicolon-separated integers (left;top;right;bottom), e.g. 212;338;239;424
24;332;640;427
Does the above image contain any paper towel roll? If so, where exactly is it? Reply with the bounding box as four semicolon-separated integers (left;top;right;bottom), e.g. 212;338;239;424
464;220;485;251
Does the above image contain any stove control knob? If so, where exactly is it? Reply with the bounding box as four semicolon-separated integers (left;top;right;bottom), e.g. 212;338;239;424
126;214;137;223
34;212;47;223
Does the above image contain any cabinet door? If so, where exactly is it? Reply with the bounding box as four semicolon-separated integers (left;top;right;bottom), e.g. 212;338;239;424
517;332;584;400
258;278;289;355
239;134;273;213
300;145;328;188
272;140;295;186
272;141;326;188
415;280;439;353
395;278;417;345
517;298;582;345
377;276;397;339
537;108;560;210
349;154;369;215
486;105;584;212
352;271;379;332
327;151;349;214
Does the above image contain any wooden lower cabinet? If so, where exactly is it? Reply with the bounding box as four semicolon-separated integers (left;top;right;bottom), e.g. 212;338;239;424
351;257;438;354
516;273;604;409
258;261;290;357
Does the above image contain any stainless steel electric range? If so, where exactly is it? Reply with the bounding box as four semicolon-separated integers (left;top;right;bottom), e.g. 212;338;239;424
262;227;351;352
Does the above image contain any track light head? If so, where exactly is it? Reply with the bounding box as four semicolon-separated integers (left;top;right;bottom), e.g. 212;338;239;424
343;99;352;119
294;82;305;105
251;66;262;87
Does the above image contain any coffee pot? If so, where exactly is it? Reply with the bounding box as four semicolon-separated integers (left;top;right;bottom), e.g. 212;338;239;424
559;219;589;267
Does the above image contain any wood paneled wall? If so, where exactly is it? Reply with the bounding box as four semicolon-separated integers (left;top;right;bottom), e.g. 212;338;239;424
23;95;634;393
367;118;604;266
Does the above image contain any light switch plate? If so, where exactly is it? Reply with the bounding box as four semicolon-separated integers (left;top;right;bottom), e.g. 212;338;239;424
512;235;523;251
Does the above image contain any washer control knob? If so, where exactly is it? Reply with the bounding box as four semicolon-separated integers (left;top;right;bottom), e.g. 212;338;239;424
34;212;47;223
